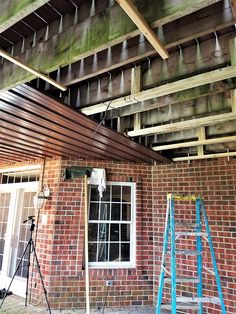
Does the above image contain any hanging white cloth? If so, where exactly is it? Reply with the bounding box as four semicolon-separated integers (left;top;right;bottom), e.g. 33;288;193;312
88;168;106;198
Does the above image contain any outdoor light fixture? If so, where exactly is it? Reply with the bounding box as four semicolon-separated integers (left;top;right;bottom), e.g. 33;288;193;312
34;186;51;210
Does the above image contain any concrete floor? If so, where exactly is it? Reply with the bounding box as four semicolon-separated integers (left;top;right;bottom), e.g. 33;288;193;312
0;295;163;314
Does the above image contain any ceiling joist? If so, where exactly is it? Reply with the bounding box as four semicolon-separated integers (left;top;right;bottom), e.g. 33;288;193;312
152;136;236;151
81;66;236;115
128;112;236;137
0;49;67;92
116;0;169;59
172;151;236;161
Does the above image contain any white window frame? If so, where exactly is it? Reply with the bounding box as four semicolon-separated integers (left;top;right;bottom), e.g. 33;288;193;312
88;181;136;269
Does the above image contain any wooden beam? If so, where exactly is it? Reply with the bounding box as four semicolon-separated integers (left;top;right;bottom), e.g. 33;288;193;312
197;127;205;156
230;0;236;18
81;66;236;115
128;112;236;137
0;49;67;92
229;37;236;66
56;1;235;87
0;0;222;91
152;135;236;151
172;151;236;161
232;89;236;113
107;83;234;119
0;0;50;33
116;0;168;59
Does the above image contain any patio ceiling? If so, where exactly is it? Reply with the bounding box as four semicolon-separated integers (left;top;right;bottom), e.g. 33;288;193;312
0;84;169;164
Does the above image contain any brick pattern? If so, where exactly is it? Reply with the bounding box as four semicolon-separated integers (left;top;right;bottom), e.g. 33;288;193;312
0;157;235;313
31;158;154;309
152;158;236;313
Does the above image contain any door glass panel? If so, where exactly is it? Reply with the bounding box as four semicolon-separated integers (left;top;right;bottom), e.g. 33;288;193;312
0;193;10;270
10;192;36;278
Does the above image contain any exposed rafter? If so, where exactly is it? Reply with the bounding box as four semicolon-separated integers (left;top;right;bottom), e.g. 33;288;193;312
172;151;236;161
0;0;50;33
152;136;236;151
81;66;236;115
0;49;67;92
128;112;236;137
116;0;168;59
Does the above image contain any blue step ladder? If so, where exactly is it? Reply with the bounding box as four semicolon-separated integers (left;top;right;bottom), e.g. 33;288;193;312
156;193;227;314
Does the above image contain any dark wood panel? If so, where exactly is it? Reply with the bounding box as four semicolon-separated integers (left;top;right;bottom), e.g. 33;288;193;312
0;84;168;163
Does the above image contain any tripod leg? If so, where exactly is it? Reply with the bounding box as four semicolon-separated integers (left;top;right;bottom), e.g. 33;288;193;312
31;241;52;314
0;240;31;308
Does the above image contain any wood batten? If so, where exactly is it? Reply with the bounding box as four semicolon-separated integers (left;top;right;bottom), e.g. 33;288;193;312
172;151;236;161
128;113;236;137
0;49;67;92
81;66;236;115
116;0;168;59
0;84;168;164
197;127;205;156
152;136;236;151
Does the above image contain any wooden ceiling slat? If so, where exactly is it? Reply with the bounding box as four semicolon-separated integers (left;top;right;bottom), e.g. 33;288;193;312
0;108;138;162
0;93;144;162
0;112;118;161
13;84;167;163
0;141;51;159
0;136;58;158
0;84;168;163
0;125;98;160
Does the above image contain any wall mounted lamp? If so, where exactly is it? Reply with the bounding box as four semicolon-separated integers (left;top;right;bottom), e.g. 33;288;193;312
34;186;51;210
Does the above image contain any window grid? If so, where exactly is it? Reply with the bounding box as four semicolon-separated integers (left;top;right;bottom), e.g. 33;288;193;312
88;182;135;268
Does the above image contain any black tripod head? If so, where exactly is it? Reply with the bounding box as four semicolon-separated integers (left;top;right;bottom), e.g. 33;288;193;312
23;215;36;232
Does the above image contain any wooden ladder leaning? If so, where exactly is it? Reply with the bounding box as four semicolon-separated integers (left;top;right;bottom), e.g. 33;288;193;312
156;193;227;314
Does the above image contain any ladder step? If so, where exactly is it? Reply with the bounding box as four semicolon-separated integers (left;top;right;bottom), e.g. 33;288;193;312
165;277;200;283
174;249;201;256
176;296;220;304
175;222;201;228
162;303;199;310
175;232;207;237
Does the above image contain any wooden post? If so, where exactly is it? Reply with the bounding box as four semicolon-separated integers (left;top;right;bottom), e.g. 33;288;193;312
84;175;90;314
197;126;205;156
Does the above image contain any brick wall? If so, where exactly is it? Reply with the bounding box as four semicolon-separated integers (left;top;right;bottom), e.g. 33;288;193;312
152;158;236;313
32;157;154;310
1;157;235;312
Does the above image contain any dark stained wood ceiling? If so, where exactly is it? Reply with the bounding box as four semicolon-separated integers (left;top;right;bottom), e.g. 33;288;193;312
0;84;169;164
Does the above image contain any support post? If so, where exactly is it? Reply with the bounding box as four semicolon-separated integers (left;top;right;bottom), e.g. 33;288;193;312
197;126;205;157
84;175;90;314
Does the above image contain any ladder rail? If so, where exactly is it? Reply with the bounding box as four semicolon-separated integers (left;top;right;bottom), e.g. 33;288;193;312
201;200;227;314
170;197;177;314
196;198;203;314
156;200;170;314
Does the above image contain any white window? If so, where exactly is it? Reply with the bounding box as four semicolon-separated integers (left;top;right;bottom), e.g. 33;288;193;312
88;182;136;268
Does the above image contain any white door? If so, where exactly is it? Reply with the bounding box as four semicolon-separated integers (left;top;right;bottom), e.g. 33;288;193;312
0;182;38;297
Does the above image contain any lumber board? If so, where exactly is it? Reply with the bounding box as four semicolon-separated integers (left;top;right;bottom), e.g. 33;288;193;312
152;135;236;151
0;0;50;33
0;0;222;91
128;112;236;137
82;66;236;115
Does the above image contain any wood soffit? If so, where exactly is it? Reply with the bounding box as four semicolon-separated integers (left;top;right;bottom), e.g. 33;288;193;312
0;84;169;164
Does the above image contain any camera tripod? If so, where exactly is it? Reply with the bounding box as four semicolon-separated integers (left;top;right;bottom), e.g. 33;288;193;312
0;215;51;313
